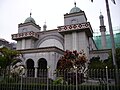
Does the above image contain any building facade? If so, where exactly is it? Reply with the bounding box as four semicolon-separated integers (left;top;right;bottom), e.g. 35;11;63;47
12;3;110;78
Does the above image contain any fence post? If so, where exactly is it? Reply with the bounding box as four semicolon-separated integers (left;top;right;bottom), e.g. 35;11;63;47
74;66;78;90
20;66;25;90
20;74;23;90
106;66;109;90
47;66;50;90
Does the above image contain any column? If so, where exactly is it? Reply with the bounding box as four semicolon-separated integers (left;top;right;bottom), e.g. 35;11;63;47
34;67;38;78
22;39;25;49
72;32;77;50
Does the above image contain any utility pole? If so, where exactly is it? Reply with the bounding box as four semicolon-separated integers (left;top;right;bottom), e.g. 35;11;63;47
105;0;118;85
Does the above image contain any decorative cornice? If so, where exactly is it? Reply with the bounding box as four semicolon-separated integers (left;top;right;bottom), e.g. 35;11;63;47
12;31;39;40
58;22;93;37
18;46;64;55
100;26;106;32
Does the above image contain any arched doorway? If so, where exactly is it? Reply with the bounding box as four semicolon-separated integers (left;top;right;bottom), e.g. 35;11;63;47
37;58;47;77
26;59;35;77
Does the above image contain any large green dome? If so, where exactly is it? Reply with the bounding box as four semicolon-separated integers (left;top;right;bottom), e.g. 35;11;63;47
69;2;81;14
24;13;36;23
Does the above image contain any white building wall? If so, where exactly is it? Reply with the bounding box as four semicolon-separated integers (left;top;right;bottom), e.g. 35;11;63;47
17;41;22;50
64;15;87;25
78;32;89;58
17;39;35;50
65;33;72;50
72;32;77;50
25;39;32;49
39;39;63;50
23;51;63;79
89;37;97;50
18;25;40;33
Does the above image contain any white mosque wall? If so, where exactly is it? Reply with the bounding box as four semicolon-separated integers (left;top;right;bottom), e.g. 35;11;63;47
25;39;35;49
39;39;64;50
22;51;63;79
64;15;87;25
77;32;89;58
17;39;35;50
18;25;40;33
64;33;72;50
16;41;22;50
64;31;90;59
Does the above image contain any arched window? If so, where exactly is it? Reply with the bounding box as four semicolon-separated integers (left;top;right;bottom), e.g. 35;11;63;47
26;59;35;77
37;58;47;77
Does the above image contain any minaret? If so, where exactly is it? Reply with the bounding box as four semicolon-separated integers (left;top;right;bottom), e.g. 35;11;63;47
99;12;107;49
12;12;40;50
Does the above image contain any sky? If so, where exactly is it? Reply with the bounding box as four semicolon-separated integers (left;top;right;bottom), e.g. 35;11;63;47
0;0;120;42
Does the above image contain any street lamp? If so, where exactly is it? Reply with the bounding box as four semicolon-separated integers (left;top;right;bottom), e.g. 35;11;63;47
106;66;109;90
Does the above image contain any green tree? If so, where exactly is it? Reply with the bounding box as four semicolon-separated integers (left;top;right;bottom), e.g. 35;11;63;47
108;48;120;69
89;56;113;69
0;47;23;77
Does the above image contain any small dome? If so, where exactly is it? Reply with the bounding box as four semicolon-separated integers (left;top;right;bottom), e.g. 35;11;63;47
43;22;47;31
24;17;36;23
99;12;104;18
24;13;36;23
0;38;7;42
99;14;104;18
70;2;81;14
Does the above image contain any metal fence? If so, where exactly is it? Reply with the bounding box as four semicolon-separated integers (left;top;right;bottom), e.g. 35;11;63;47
0;68;120;90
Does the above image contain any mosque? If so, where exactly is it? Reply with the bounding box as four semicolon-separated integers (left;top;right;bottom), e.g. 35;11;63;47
11;2;110;78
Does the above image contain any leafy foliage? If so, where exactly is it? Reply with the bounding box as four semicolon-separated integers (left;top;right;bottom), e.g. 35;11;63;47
57;50;87;70
56;50;88;84
0;47;22;69
108;48;120;68
0;47;25;79
88;56;113;69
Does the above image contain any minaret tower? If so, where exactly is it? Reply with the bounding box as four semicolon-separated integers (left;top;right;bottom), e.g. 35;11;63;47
12;12;41;50
99;12;107;49
58;2;94;58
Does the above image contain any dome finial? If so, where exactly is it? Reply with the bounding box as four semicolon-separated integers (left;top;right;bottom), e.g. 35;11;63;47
74;1;76;7
70;1;81;14
24;11;36;23
30;9;32;17
100;10;102;15
30;12;32;17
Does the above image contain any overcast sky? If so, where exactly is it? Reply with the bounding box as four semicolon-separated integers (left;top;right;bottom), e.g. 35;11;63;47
0;0;120;42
